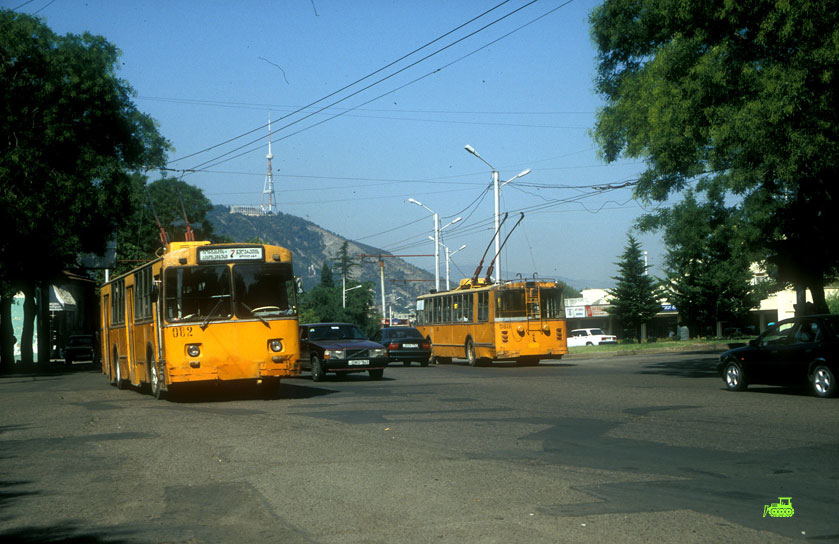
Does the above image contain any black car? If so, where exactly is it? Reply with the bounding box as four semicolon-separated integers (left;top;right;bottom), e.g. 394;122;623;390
63;334;98;366
372;327;432;366
299;323;388;381
718;314;839;398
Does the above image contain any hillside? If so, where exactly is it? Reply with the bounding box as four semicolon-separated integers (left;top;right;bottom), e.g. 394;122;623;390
207;206;434;313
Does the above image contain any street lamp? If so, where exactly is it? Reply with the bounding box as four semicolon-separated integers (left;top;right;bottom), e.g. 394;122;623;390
409;199;461;291
434;238;467;290
342;281;362;308
464;144;530;283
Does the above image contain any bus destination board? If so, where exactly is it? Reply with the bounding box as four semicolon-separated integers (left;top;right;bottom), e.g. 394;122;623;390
198;247;264;263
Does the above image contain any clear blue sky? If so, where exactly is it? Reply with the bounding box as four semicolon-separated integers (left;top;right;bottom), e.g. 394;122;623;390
9;0;664;289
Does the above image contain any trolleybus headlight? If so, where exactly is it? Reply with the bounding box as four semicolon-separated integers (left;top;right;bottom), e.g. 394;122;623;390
186;344;201;357
269;339;283;352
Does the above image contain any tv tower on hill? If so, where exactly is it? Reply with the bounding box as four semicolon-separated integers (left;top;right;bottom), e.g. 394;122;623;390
261;117;277;215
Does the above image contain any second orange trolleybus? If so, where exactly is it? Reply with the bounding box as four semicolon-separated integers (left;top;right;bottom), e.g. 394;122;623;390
415;276;567;366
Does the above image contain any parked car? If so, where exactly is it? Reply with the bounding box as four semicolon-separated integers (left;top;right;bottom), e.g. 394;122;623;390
567;328;617;347
299;323;388;381
718;314;839;398
63;334;98;366
372;327;432;366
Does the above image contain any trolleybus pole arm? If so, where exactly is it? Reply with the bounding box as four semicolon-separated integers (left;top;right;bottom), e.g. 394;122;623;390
471;212;508;284
146;186;170;248
484;212;524;283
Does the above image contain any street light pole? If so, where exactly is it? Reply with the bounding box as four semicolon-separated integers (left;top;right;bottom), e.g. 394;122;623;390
409;198;460;292
436;240;467;290
464;145;530;283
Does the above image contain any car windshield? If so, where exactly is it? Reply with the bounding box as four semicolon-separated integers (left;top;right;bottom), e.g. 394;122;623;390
309;325;367;341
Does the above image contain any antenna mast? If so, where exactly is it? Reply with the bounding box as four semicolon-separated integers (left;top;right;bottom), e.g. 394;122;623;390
261;116;277;215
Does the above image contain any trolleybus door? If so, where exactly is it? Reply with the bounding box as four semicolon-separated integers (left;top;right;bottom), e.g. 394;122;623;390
126;286;136;385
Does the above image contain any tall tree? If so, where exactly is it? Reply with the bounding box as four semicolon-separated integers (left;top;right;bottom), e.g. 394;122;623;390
607;235;661;342
0;11;169;366
334;241;360;283
590;0;839;314
639;190;760;335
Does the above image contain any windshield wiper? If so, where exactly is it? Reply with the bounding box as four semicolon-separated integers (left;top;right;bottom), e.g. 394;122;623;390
200;296;229;330
239;302;270;328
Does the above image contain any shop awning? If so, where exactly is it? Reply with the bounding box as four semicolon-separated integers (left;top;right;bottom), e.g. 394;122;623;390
49;285;77;312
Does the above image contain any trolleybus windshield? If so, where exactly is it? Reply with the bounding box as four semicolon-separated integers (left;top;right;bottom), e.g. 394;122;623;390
165;265;232;323
233;263;297;318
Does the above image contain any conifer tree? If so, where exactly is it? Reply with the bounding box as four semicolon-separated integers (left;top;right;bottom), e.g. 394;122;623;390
607;236;661;342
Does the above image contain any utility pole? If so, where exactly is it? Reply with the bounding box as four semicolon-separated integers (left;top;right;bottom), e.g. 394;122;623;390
358;254;433;318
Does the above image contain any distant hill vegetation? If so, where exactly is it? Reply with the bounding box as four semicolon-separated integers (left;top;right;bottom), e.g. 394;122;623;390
207;206;435;310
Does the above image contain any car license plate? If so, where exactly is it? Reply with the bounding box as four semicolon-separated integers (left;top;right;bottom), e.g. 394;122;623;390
348;360;369;366
403;343;418;348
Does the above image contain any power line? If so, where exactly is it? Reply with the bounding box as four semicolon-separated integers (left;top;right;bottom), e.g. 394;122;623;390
166;0;517;166
180;0;566;174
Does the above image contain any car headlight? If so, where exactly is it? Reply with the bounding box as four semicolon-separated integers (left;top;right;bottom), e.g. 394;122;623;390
269;339;283;352
186;344;201;357
324;349;345;359
370;348;387;357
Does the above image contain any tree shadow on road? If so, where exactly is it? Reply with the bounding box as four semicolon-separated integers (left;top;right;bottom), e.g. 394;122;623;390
0;523;133;544
637;356;719;378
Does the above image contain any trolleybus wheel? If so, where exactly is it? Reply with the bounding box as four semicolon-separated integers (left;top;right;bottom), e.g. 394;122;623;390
115;360;126;390
149;358;163;400
311;356;325;382
112;347;126;390
465;338;478;366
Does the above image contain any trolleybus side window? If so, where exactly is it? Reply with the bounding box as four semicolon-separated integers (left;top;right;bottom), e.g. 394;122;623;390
111;279;125;325
477;292;489;322
164;266;232;323
134;267;153;322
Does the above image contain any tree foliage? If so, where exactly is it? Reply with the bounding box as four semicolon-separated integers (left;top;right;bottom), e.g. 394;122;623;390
607;235;661;342
109;176;216;276
639;190;761;335
0;10;169;366
590;0;839;313
298;262;380;336
334;241;360;281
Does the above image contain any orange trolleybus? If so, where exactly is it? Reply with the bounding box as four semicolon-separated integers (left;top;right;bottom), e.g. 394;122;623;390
99;241;301;398
414;276;568;366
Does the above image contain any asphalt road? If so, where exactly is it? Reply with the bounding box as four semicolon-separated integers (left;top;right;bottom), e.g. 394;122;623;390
1;351;837;543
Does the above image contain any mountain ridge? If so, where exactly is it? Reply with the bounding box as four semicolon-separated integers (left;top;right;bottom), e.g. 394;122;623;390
207;206;434;313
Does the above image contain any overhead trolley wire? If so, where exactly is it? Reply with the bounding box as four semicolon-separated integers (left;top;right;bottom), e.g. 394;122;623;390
180;0;565;174
167;0;517;167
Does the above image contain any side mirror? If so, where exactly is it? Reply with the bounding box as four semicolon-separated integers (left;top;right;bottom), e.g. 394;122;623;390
295;277;304;295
